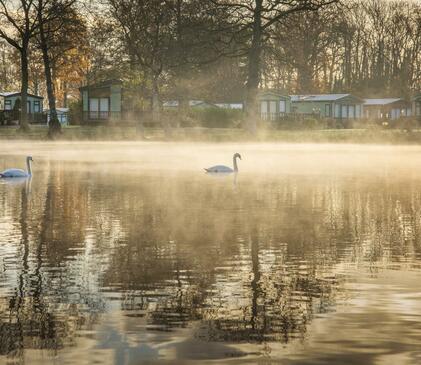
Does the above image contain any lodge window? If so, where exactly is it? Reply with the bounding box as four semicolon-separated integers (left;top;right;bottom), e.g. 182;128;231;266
34;101;40;113
4;100;12;110
325;104;331;117
339;104;357;119
341;105;348;118
279;100;286;113
260;100;279;120
260;101;268;119
269;101;277;119
334;104;340;118
349;105;355;118
89;97;110;119
416;101;421;116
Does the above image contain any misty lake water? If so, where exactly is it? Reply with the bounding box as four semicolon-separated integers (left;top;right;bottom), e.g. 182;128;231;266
1;141;421;364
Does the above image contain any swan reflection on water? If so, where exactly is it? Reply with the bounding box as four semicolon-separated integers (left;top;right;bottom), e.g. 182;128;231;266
0;176;32;194
205;171;239;188
0;177;29;186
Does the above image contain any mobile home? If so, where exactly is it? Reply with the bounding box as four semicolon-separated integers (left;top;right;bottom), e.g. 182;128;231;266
290;94;364;119
363;98;411;120
0;92;43;114
79;79;123;122
257;91;291;120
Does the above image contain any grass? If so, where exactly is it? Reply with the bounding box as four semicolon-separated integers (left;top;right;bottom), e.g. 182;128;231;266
2;124;421;144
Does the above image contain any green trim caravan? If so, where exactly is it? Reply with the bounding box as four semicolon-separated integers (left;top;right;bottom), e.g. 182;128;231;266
0;91;44;124
257;91;291;121
79;79;123;123
290;94;364;119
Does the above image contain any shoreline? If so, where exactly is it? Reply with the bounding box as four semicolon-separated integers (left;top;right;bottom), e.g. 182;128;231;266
1;125;421;144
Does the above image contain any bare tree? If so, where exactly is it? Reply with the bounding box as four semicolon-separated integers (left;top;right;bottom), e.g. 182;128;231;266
107;0;175;135
209;0;338;132
0;40;20;91
0;0;38;131
267;6;339;93
258;0;420;98
36;0;79;138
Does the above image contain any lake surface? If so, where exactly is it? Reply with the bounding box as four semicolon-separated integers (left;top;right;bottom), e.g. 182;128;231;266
1;141;421;364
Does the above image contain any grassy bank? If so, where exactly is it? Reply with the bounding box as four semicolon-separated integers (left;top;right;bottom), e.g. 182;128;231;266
2;125;421;144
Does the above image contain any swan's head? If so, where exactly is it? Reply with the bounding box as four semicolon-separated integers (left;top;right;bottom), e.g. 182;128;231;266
234;153;242;160
27;156;34;162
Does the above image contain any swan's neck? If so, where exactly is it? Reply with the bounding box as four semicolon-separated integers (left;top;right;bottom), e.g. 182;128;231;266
26;159;32;176
233;155;239;172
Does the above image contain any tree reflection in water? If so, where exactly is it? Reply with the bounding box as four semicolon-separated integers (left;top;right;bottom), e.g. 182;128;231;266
0;170;104;360
99;174;342;345
0;161;421;361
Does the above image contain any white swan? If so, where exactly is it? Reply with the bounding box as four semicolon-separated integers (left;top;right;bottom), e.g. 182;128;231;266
0;156;34;178
205;153;241;173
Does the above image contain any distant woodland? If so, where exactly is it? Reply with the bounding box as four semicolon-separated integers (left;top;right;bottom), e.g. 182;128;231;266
0;0;420;133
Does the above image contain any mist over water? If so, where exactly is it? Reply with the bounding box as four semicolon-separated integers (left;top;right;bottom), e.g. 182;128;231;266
1;142;421;364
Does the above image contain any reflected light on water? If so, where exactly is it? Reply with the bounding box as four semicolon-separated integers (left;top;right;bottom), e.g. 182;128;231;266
0;142;421;364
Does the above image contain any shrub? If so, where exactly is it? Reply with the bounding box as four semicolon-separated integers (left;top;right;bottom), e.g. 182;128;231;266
393;117;419;132
276;116;327;130
301;117;327;130
174;110;200;128
68;100;82;125
190;108;242;128
353;118;381;130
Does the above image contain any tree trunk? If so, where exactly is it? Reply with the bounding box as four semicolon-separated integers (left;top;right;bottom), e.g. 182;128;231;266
152;76;160;122
19;47;29;131
245;0;263;135
297;64;313;93
152;75;170;138
63;81;68;108
175;0;186;128
250;225;261;333
38;3;61;138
